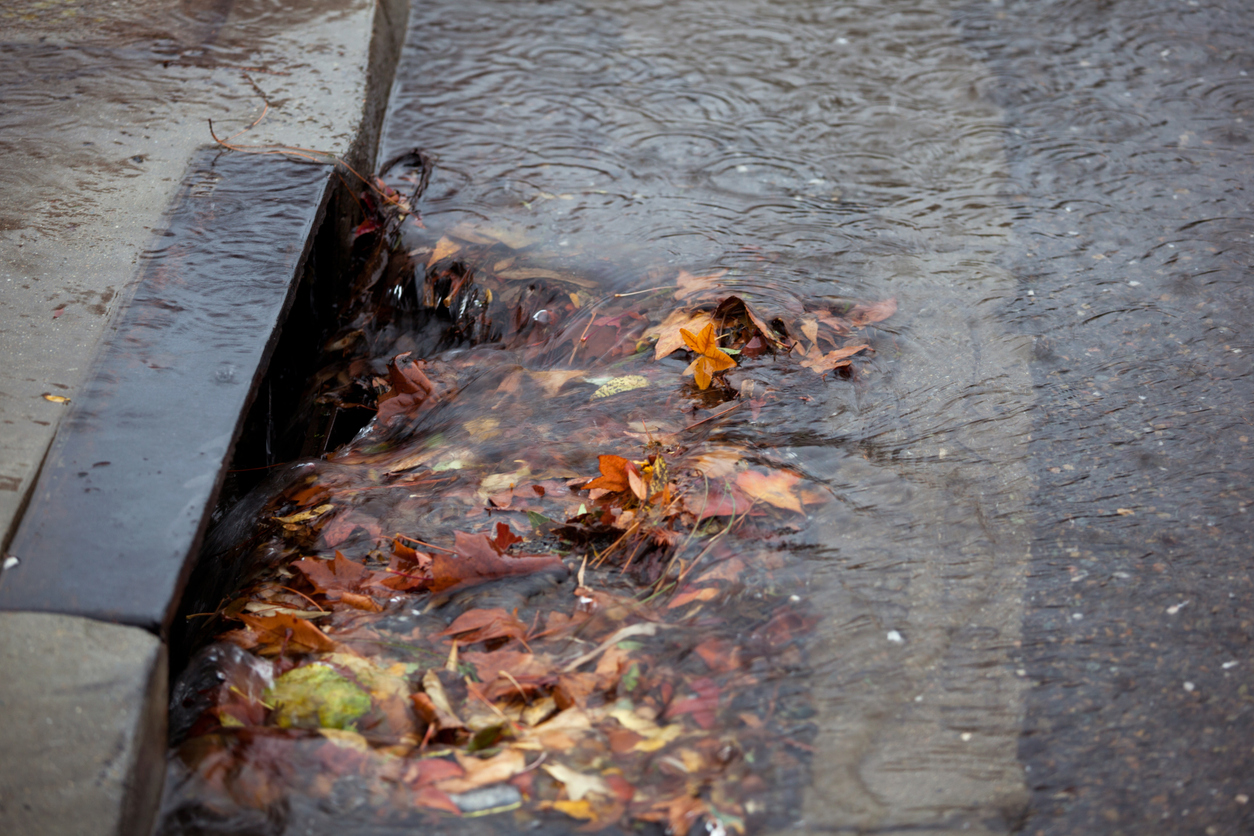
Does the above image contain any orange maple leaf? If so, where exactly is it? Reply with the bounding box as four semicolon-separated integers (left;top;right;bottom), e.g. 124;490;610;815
679;323;736;389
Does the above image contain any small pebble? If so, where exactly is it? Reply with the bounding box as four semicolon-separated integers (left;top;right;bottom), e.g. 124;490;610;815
960;732;972;741
1;556;17;571
1236;794;1249;805
886;630;904;644
1183;681;1195;692
1223;661;1238;669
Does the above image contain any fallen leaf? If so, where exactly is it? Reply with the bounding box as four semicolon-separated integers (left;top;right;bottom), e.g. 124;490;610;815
429;531;566;593
295;552;389;610
437;607;530;646
680;323;737;389
543;763;611;801
664;677;720;729
528;369;586;396
435;749;527;794
237;612;337;653
798;342;869;375
713;295;786;348
42;393;70;404
591;375;649;400
266;663;371;730
583;455;633;494
735;469;803;514
549;799;597;820
673;269;728;301
650;310;714;360
847;298;897;326
274;503;334;524
427;236;462;267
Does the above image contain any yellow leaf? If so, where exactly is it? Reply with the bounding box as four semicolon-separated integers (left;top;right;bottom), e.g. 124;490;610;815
550;799;597;820
591;375;649;400
427;236;462;267
543;763;611;801
42;394;70;404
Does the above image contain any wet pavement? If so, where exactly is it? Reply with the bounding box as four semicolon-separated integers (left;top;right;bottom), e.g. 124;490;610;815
958;1;1254;832
0;1;407;833
0;0;402;549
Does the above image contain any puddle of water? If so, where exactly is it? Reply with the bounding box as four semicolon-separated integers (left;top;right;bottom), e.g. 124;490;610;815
160;1;1035;833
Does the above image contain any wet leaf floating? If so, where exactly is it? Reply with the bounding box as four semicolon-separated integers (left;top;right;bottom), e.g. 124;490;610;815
164;180;901;836
680;322;737;389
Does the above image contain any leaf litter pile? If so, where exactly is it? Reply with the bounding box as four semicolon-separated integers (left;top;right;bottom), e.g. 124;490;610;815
162;160;897;836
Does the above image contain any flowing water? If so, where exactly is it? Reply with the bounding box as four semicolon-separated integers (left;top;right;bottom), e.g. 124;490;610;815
159;0;1253;834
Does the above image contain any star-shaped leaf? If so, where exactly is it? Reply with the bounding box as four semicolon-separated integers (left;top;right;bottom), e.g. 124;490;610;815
679;323;736;389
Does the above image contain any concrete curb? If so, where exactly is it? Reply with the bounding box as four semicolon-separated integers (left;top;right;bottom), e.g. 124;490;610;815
0;1;409;833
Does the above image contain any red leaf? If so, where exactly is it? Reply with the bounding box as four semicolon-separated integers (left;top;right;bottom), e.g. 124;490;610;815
491;522;522;552
428;532;566;593
663;677;720;729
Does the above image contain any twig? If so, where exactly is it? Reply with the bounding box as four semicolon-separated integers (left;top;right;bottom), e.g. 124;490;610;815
394;533;457;553
671;401;741;434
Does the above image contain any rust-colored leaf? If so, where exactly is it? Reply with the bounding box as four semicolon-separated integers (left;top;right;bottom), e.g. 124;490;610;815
436;607;530;646
237;612;336;653
584;455;632;493
428;531;566;593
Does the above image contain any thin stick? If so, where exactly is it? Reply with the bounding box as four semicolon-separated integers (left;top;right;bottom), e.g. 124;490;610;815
500;670;529;703
671;401;741;434
394;533;457;553
278;586;329;614
612;286;668;298
567;299;605;364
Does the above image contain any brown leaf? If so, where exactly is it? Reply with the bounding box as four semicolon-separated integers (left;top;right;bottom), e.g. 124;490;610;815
713;295;786;347
437;607;530;646
650;310;714;360
294;552;389;610
735;469;803;514
236;612;336;653
435;749;528;794
673;268;728;301
798;342;869;375
663;677;720;729
847;298;897;326
428;531;567;593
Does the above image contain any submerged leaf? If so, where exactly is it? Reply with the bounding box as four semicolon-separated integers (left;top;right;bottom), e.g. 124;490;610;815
266;664;371;730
